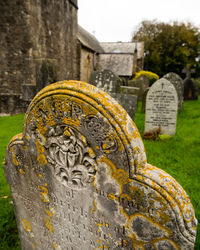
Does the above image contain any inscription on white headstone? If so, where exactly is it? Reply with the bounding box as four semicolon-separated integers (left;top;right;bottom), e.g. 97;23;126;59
145;78;178;136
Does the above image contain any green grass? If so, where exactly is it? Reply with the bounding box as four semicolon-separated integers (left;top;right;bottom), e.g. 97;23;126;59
0;114;24;250
0;99;200;249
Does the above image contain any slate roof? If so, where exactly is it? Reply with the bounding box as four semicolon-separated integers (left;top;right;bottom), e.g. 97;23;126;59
78;26;104;53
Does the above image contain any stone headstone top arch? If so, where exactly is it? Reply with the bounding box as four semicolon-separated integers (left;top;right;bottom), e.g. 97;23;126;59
90;69;121;93
163;72;184;109
145;78;178;136
4;81;197;249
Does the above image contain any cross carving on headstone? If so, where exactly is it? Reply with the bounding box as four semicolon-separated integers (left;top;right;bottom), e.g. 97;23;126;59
182;65;195;79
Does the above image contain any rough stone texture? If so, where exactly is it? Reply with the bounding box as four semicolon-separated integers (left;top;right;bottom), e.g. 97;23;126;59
110;93;138;121
90;69;122;93
99;42;144;77
145;78;178;136
0;0;78;114
142;87;150;113
163;72;184;109
4;81;197;249
120;86;140;97
128;75;149;101
182;65;198;100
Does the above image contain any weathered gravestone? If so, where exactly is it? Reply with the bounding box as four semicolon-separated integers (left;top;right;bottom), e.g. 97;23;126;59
142;87;150;113
182;66;198;100
163;72;184;109
91;70;137;121
128;75;149;101
145;78;178;136
4;81;197;249
90;69;121;93
120;86;140;97
110;92;138;120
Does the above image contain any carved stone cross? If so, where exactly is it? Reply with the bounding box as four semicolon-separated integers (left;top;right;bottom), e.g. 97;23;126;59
182;65;195;79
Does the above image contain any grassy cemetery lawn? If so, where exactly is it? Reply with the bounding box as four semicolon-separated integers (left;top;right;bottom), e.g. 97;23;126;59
0;99;200;249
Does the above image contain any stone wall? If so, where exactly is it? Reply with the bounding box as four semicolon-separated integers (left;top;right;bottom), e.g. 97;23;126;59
0;0;78;114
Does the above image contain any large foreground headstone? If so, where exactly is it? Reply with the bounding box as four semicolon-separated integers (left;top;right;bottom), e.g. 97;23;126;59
163;72;184;109
4;81;197;249
145;78;178;136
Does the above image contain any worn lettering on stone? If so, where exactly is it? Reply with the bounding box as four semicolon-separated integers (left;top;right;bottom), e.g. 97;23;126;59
145;78;178;136
4;80;197;249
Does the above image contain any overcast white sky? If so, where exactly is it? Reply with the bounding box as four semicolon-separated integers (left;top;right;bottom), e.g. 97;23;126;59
78;0;200;42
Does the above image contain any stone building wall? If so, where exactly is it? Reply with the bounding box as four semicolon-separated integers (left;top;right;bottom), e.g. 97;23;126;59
0;0;78;114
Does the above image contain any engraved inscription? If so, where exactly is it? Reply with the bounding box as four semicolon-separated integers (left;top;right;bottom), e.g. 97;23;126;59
145;79;178;136
83;115;118;153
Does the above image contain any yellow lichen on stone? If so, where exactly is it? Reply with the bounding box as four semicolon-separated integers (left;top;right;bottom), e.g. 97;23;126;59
21;219;31;233
19;169;25;174
44;218;54;233
46;114;56;126
36;139;44;154
16;80;196;248
38;185;50;202
91;200;97;214
12;153;19;166
25;80;147;174
11;133;22;142
53;243;58;249
44;207;56;219
97;156;129;191
37;154;47;166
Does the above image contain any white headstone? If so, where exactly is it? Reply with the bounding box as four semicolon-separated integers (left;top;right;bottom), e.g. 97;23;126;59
145;78;178;136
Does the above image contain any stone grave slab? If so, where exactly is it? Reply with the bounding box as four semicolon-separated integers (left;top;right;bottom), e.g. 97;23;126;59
128;76;149;101
142;87;150;112
182;65;198;100
145;78;178;136
183;78;199;100
163;72;184;109
4;80;197;249
90;69;121;93
110;92;138;120
120;86;140;97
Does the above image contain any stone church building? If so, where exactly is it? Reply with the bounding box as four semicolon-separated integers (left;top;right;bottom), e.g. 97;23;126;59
77;26;104;83
0;0;78;114
0;0;144;114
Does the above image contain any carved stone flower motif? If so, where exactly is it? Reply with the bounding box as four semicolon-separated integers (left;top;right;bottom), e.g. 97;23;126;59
45;126;96;189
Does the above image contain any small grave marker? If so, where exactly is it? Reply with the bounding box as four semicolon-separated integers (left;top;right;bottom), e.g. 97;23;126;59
182;65;198;100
